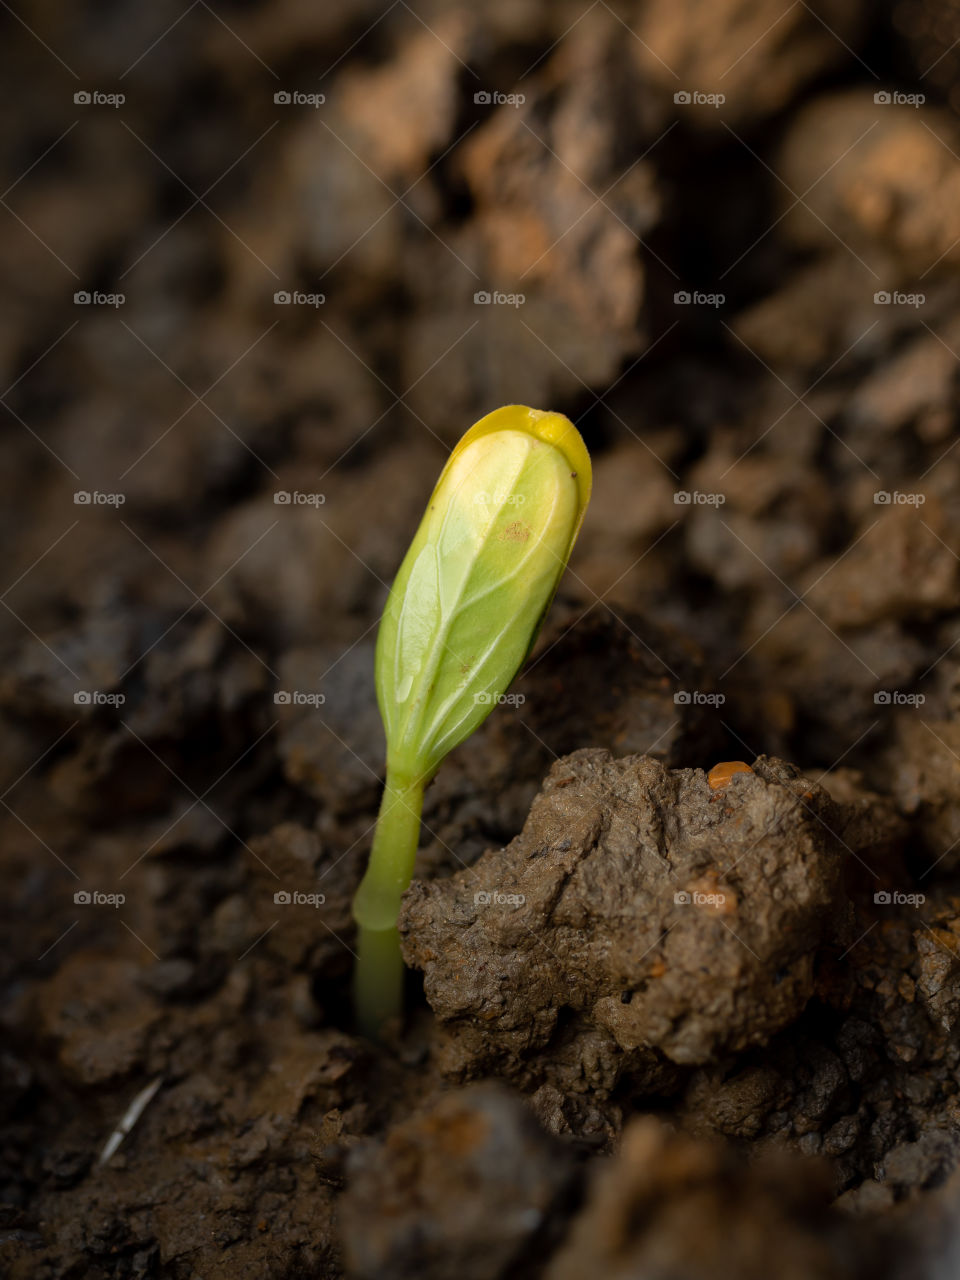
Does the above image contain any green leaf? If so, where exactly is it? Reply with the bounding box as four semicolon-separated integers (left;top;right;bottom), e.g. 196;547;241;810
376;404;592;783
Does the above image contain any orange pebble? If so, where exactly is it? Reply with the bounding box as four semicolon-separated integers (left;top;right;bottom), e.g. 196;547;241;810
708;760;754;789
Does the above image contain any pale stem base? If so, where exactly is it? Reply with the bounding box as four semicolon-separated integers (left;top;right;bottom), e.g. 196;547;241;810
354;925;405;1041
352;769;425;1038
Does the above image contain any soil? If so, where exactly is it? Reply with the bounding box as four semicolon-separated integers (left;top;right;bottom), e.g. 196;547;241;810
3;2;960;1278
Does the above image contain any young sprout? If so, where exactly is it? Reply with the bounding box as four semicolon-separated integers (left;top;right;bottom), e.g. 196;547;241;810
352;405;592;1038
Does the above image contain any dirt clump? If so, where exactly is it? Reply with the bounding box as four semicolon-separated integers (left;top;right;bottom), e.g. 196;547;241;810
545;1116;874;1280
341;1083;577;1280
401;749;861;1088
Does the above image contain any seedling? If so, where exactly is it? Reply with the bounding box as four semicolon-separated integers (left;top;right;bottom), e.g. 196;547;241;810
352;405;592;1037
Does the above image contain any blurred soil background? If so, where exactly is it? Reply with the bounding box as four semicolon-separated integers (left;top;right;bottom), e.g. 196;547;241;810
4;1;960;1276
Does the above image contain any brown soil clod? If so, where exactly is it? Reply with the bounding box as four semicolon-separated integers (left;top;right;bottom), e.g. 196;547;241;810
400;750;853;1084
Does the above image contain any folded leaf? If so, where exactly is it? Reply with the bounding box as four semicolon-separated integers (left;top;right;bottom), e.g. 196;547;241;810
376;404;592;783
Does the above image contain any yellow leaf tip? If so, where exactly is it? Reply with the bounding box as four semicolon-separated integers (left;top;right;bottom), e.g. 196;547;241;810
451;405;592;517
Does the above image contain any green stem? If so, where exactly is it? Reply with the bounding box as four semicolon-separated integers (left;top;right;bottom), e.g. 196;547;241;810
354;925;404;1041
352;767;425;1038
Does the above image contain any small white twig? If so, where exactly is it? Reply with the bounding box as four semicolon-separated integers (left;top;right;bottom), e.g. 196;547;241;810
99;1077;163;1165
